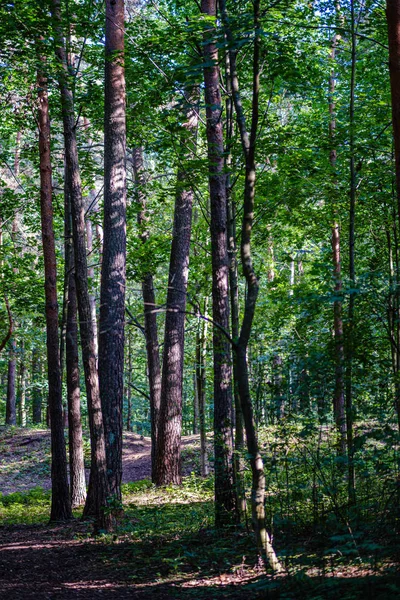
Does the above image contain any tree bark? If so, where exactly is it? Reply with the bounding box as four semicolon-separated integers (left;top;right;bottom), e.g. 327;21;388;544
6;338;16;425
386;0;400;430
37;53;72;521
66;256;87;508
50;0;111;527
196;297;209;477
225;49;246;518
132;146;162;483
65;193;86;508
19;340;27;426
99;0;127;501
201;0;236;526
32;347;42;424
155;87;199;486
219;0;282;571
126;329;132;431
346;0;357;503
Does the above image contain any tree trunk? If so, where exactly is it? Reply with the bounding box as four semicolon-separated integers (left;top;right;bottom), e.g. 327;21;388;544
196;297;209;477
132;146;162;482
386;0;400;430
19;340;26;426
66;256;87;508
50;0;111;527
37;53;72;521
219;0;282;570
193;371;199;435
273;354;284;421
155;87;199;486
224;47;246;518
83;117;99;363
346;0;357;503
6;338;16;425
32;347;42;424
201;0;236;526
126;329;132;431
99;0;127;501
65;192;86;508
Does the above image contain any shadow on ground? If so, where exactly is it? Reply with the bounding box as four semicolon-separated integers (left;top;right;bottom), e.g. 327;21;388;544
1;519;399;600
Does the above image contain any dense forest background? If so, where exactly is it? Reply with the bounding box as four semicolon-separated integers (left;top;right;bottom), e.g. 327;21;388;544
1;0;400;597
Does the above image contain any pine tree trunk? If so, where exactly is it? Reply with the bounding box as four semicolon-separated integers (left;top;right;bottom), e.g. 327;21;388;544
37;53;72;521
50;0;111;527
155;88;199;486
201;0;236;525
99;0;127;501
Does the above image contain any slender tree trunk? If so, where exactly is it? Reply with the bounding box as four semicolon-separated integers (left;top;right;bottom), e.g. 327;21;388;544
155;87;199;486
66;256;87;508
85;214;98;361
0;222;14;356
219;0;282;571
133;146;162;483
273;354;284;421
6;338;16;425
201;0;236;526
50;0;111;526
37;53;72;521
127;329;132;431
346;0;357;503
99;0;127;501
83;118;99;362
328;18;346;454
193;371;199;435
224;48;246;518
386;0;400;430
19;340;26;426
196;297;209;477
32;347;42;424
227;192;241;433
64;191;86;508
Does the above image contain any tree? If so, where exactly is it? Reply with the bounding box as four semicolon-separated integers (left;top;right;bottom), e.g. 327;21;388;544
36;49;72;521
219;0;282;570
328;8;346;455
155;87;200;485
200;0;236;526
5;338;16;425
386;0;400;431
50;0;111;527
133;145;162;482
99;0;127;501
64;193;86;508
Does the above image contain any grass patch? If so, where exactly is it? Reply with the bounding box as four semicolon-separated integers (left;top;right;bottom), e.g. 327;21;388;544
0;486;51;525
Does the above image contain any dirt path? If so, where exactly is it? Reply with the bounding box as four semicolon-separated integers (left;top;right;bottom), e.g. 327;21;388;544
0;429;207;495
0;521;257;599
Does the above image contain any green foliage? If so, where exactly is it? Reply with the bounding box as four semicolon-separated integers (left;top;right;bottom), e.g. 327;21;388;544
0;487;51;525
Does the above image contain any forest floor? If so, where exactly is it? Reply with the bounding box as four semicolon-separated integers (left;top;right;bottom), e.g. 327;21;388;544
0;428;204;495
1;427;400;599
